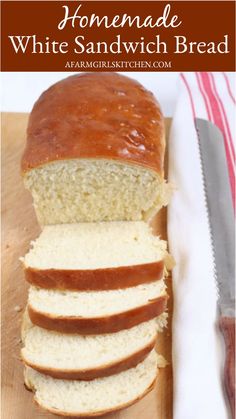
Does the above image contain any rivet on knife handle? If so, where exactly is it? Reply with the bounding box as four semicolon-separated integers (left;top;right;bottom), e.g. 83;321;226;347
219;317;235;418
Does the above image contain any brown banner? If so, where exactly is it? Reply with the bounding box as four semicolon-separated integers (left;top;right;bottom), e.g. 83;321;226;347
1;1;235;71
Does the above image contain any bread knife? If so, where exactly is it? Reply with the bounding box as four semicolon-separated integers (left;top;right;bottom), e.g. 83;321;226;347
195;118;235;417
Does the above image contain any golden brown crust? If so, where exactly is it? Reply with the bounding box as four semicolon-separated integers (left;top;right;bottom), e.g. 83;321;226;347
21;73;165;175
27;374;157;418
28;295;167;334
24;261;164;291
22;338;155;381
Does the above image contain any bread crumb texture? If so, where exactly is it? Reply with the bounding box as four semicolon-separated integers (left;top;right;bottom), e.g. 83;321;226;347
22;221;168;270
28;280;166;317
22;311;167;371
24;350;158;415
24;159;171;225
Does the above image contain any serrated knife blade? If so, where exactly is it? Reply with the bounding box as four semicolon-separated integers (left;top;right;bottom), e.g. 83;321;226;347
195;118;235;417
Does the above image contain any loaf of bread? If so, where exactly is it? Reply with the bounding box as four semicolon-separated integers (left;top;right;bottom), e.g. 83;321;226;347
22;221;171;291
20;72;172;417
21;73;171;225
24;350;164;417
21;310;167;380
28;279;167;334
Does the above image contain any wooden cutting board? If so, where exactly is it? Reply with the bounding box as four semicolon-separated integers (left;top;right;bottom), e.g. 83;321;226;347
1;113;173;419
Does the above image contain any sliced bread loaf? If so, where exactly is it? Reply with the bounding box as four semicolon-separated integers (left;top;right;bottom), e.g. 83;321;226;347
28;280;167;334
22;222;171;291
21;73;171;225
24;349;163;417
21;311;167;380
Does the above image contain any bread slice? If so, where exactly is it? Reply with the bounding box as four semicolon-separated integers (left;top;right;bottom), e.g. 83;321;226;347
28;280;167;334
21;310;167;380
21;73;171;225
24;350;163;417
22;222;171;291
23;160;171;225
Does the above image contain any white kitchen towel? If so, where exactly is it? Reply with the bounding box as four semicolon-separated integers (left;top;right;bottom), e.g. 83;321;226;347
168;72;235;419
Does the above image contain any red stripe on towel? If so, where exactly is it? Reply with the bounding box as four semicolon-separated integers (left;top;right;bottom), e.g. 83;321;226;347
222;72;236;105
195;72;212;121
180;73;196;119
200;72;235;206
210;73;235;162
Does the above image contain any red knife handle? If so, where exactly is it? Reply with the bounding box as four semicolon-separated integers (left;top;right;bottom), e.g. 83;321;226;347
219;316;235;418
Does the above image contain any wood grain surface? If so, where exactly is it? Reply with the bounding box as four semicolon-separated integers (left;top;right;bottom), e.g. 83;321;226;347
1;113;173;419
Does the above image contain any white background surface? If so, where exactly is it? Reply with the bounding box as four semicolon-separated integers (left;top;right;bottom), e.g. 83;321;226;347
1;71;180;117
